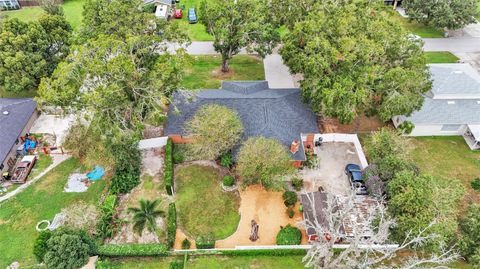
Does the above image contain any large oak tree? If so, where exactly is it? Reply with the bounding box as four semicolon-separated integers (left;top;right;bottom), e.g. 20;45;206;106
280;0;431;124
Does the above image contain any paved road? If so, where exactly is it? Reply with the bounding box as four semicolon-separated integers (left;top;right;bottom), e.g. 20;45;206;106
423;37;480;53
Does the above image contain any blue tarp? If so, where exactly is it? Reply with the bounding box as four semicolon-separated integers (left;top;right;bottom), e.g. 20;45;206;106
23;139;36;152
87;166;104;181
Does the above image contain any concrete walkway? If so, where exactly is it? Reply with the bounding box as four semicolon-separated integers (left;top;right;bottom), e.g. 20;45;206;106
423;37;480;53
168;42;296;88
0;154;70;204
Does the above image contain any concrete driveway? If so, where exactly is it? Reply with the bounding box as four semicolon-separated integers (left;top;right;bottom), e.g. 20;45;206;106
423;37;480;53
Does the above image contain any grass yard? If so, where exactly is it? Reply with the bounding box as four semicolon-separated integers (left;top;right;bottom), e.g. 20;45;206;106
390;13;444;38
1;0;85;30
409;136;480;204
109;255;306;269
175;164;240;240
172;0;213;41
0;158;106;268
425;52;460;63
181;55;265;90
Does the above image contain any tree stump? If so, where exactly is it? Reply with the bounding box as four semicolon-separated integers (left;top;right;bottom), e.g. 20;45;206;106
249;219;259;241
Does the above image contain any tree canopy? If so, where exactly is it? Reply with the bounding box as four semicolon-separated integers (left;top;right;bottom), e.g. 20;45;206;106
185;104;244;160
236;137;294;190
0;15;72;92
280;0;431;124
404;0;478;30
459;204;480;262
199;0;279;72
43;229;96;269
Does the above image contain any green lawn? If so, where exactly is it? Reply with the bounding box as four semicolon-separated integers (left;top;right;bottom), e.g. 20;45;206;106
1;0;85;30
172;0;213;41
391;13;444;38
109;255;306;269
181;55;265;90
409;137;480;201
0;158;106;268
425;52;460;63
175;164;240;240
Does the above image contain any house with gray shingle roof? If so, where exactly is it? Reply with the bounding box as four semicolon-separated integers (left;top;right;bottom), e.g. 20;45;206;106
164;81;319;165
0;98;38;175
393;63;480;150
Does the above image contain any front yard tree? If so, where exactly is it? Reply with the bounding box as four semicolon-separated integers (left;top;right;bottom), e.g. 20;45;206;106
403;0;477;30
185;104;244;160
199;0;279;72
237;137;294;190
43;229;96;269
459;204;480;262
0;15;72;92
280;0;431;124
128;199;165;235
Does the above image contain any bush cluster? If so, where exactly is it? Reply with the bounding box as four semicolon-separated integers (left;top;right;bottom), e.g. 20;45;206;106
283;191;298;207
165;138;174;195
291;177;303;191
96;244;169;257
196;235;215;249
219;152;233;167
223;175;235;187
471;178;480;191
182;238;191;249
276;225;302;245
110;138;141;194
167;203;177;248
169;260;184;269
97;195;118;239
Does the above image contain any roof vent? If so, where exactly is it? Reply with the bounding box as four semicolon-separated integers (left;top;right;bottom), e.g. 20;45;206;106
2;111;8;115
447;101;455;105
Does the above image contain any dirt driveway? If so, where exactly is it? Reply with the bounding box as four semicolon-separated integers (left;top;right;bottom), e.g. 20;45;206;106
215;185;307;248
301;143;360;196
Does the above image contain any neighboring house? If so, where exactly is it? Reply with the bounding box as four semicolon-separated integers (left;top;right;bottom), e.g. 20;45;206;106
0;98;38;175
0;0;20;10
145;0;172;20
164;81;320;167
393;63;480;150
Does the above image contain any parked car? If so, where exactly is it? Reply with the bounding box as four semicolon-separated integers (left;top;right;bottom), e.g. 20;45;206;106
345;164;368;195
188;8;197;24
174;8;183;19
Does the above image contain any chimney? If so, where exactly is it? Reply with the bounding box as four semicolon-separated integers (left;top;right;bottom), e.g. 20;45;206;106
290;140;299;154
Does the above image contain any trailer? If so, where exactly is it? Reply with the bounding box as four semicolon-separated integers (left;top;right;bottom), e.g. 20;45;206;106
11;155;37;184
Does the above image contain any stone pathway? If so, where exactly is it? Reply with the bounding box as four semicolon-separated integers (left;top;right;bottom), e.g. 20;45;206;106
0;154;71;204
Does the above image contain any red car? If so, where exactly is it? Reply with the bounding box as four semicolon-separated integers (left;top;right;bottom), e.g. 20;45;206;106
173;9;182;19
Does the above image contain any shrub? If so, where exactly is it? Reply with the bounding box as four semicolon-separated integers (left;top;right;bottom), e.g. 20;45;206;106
219;152;233;167
283;191;298;207
223;175;235;187
33;230;52;262
182;238;191;249
173;149;185;164
142;3;156;13
287;207;295;218
169;260;184;269
471;178;480;191
97;195;118;239
291;177;303;191
196;235;215;249
276;225;302;245
165;138;174;195
110;138;141;194
96;244;169;257
95;258;114;269
397;121;415;134
167;203;177;248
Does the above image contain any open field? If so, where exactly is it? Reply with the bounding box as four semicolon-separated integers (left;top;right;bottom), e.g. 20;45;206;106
425;52;460;63
0;158;106;268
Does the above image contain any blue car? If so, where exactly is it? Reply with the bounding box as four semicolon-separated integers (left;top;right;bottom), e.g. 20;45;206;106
188;8;197;24
345;164;368;195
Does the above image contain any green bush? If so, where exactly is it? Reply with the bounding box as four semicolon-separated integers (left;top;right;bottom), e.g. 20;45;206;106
182;238;191;249
282;191;298;207
169;260;184;269
33;230;52;262
110;138;141;194
96;244;169;257
223;175;235;187
165;138;174;195
142;3;156;13
95;258;114;269
167;203;177;248
287;207;295;218
196;235;215;249
97;194;118;239
219;152;233;167
291;177;303;191
276;225;302;245
173;149;185;164
471;178;480;191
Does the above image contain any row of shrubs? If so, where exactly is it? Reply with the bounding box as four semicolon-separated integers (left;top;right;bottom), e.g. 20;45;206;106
96;243;169;257
167;203;177;248
195;235;216;249
96;194;119;239
165;138;174;195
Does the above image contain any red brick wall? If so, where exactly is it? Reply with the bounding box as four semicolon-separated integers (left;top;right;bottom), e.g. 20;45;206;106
169;135;192;144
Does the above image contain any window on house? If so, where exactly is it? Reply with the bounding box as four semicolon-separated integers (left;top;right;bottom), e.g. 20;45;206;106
440;124;461;132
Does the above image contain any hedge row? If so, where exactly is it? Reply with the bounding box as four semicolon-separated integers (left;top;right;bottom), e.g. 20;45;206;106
164;138;174;195
195;235;215;249
96;194;118;239
96;244;169;257
167;203;177;248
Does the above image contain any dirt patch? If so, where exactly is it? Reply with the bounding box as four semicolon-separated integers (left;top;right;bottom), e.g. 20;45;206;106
215;185;307;248
173;228;196;250
212;68;236;79
320;114;391;134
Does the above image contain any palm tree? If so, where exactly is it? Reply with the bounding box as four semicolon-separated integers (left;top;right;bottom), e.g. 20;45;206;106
128;199;165;235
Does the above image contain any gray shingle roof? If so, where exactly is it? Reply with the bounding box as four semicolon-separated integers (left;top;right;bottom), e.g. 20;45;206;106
405;64;480;125
164;81;319;161
0;98;37;164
